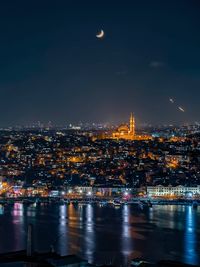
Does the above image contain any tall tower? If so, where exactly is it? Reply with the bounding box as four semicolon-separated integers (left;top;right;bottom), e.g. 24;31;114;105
129;112;135;136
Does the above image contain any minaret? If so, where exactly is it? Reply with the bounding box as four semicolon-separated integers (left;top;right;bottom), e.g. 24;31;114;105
129;112;135;136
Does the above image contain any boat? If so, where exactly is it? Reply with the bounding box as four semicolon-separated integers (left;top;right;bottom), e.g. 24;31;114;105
98;201;108;207
112;199;121;207
35;198;41;205
147;200;153;208
64;199;70;205
131;258;151;266
138;200;152;210
138;201;144;210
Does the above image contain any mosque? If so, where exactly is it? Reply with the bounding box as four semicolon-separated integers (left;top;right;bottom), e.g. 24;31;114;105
112;113;135;140
92;113;152;141
94;113;152;141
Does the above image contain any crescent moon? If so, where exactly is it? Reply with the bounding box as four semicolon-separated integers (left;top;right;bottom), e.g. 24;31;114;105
96;29;104;38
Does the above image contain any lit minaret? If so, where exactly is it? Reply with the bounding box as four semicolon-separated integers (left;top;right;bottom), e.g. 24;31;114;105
129;112;135;136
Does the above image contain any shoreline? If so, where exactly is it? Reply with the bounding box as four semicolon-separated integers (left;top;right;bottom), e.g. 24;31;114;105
0;197;199;206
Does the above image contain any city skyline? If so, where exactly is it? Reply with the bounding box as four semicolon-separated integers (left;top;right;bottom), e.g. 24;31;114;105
0;2;200;266
0;1;200;126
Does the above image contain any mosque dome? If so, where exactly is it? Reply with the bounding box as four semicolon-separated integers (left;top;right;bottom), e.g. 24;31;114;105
117;124;129;133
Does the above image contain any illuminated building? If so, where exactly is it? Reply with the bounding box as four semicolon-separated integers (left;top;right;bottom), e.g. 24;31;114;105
112;113;135;140
147;185;200;197
98;113;152;141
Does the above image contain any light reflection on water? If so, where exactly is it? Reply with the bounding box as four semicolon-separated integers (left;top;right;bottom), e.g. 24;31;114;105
0;204;4;215
12;203;26;251
58;204;68;254
0;203;199;266
122;204;132;266
184;206;198;265
85;204;95;263
13;203;24;219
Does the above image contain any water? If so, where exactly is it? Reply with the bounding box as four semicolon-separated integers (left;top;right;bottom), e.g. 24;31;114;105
0;203;199;266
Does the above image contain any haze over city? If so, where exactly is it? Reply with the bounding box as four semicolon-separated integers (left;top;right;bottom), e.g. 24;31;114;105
0;0;200;126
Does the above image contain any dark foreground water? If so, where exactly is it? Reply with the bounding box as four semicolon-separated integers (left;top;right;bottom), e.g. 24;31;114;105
0;203;199;266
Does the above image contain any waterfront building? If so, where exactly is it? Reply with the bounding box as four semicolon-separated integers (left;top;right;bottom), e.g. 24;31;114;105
66;186;132;197
147;185;200;197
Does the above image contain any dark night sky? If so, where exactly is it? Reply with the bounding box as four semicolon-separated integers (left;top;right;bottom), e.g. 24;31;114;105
0;0;200;126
